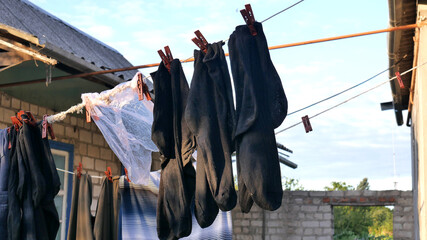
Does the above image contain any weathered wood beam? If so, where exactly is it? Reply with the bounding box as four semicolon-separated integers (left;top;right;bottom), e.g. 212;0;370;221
0;51;33;66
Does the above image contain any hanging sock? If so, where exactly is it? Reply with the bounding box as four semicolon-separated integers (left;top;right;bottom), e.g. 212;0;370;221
185;42;237;227
151;59;196;239
228;21;288;213
93;176;121;240
67;174;94;240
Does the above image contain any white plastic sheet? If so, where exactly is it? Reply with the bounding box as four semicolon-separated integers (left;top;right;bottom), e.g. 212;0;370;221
82;73;158;184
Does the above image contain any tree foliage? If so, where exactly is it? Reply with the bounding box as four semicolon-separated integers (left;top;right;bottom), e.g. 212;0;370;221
282;177;304;190
325;178;393;240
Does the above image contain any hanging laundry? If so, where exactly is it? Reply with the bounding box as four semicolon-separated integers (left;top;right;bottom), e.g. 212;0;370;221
7;112;61;240
185;42;237;228
67;173;94;240
0;128;9;240
82;73;158;185
228;21;288;213
151;60;196;239
93;176;121;240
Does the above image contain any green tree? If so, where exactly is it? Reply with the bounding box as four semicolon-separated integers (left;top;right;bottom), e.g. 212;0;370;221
328;178;393;240
324;181;353;191
282;177;304;190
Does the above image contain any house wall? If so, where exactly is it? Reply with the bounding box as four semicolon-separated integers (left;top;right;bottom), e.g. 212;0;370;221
412;4;427;240
232;190;414;240
0;91;122;213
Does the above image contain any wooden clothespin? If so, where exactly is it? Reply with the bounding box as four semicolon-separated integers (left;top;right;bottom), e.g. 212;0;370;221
192;30;209;53
10;116;22;132
124;168;131;182
137;73;152;101
395;72;405;89
85;103;92;123
77;162;83;179
158;46;173;72
302;115;313;133
42;115;55;140
240;4;257;36
105;167;113;182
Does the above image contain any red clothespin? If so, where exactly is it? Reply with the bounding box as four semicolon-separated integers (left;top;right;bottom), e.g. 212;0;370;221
42;115;55;140
302;115;313;133
7;127;11;149
124;168;131;182
137;73;152;101
395;72;404;89
77;162;83;179
240;4;257;36
158;46;173;72
105;167;113;182
192;30;208;53
24;111;37;126
10;116;22;132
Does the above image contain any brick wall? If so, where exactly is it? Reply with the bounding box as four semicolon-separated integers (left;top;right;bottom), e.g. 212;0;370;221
232;190;414;240
0;91;121;212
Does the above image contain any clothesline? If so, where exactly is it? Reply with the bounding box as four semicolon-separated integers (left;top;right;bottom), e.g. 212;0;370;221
274;61;427;135
287;55;407;116
1;22;424;89
56;167;104;179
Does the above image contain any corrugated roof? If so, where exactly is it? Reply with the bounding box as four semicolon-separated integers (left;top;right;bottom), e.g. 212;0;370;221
0;0;137;81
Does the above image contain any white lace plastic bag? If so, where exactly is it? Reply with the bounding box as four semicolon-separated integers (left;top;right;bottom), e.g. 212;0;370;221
82;73;158;184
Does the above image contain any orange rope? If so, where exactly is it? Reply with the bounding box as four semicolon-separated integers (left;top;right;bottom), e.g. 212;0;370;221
0;23;423;88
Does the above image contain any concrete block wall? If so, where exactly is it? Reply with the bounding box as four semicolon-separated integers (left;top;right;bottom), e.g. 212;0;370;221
0;91;121;212
232;190;414;240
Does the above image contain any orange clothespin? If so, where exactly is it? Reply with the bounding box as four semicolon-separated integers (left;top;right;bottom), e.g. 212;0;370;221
124;168;131;182
77;162;83;179
240;4;257;36
10;116;22;132
23;111;37;126
192;30;208;53
137;73;152;101
158;46;173;72
302;115;313;133
105;167;113;182
42;115;55;140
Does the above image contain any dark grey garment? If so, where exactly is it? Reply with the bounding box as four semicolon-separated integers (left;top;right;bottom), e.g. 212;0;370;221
151;60;196;239
185;42;237;227
0;128;9;240
67;174;94;240
94;176;121;240
7;127;21;240
228;22;287;213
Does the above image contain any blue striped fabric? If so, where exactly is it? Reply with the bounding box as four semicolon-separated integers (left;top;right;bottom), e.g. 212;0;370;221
120;175;232;240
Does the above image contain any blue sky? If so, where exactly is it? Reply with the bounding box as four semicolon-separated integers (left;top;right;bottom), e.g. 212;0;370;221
29;0;412;190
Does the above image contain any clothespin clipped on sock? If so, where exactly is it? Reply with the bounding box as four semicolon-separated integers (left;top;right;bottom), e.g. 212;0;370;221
137;73;152;101
240;4;257;36
158;46;173;72
192;30;209;53
10;116;22;132
42;115;55;140
20;111;37;127
105;167;113;182
7;127;11;149
77;162;83;179
124;168;131;182
395;72;405;89
302;115;313;133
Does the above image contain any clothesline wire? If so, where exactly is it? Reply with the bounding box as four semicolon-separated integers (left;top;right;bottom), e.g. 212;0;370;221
56;168;104;179
287;54;408;116
1;22;424;90
261;0;304;23
275;61;427;135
